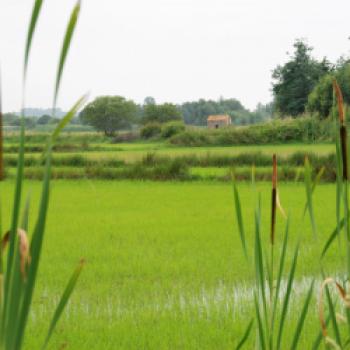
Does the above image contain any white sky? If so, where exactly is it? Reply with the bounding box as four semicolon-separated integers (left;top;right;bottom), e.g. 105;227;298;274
1;0;350;112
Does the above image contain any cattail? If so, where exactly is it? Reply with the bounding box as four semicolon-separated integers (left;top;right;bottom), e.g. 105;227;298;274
333;79;348;180
271;154;277;245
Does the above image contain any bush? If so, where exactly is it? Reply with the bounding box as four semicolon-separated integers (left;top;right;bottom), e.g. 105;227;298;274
112;131;139;143
140;123;162;139
169;117;333;146
161;121;185;138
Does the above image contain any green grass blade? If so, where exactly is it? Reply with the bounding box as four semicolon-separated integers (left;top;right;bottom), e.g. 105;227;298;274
232;181;248;259
276;243;299;350
302;166;325;217
21;194;31;231
289;281;315;349
235;319;253;350
254;197;268;325
312;315;331;350
321;216;346;258
14;145;52;350
271;216;290;334
51;94;88;143
325;284;342;347
42;259;85;350
24;0;44;77
53;1;81;108
2;120;25;339
304;157;317;237
254;293;266;350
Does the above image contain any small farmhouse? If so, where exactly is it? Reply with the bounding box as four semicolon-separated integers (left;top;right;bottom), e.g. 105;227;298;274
207;115;232;129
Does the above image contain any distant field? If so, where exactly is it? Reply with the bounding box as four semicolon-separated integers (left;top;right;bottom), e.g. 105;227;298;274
0;180;339;349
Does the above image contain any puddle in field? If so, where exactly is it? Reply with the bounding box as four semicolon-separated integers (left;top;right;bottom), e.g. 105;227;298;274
31;275;345;321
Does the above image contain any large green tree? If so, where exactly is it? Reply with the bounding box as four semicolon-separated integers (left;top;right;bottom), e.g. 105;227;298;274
80;96;137;136
307;61;350;118
142;103;182;124
272;39;331;117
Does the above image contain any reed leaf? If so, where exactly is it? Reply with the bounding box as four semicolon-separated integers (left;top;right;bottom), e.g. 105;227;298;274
24;0;44;77
254;293;266;350
51;94;88;143
276;243;299;350
289;281;315;349
232;180;248;259
54;1;81;108
42;259;85;350
321;216;347;258
304;157;317;237
271;216;290;333
235;319;253;350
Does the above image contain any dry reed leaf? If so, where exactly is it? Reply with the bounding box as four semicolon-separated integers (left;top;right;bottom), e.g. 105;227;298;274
1;229;31;279
276;190;287;219
336;313;347;324
325;336;342;350
319;277;350;339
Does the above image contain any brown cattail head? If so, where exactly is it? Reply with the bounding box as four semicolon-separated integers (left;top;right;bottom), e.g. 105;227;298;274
271;154;277;245
272;154;277;189
333;79;345;124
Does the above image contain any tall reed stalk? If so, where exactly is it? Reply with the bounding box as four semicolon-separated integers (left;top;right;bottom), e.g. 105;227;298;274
233;154;314;349
317;80;350;348
0;1;87;348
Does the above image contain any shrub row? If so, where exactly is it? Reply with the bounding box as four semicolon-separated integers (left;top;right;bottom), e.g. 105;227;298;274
4;155;125;167
169;118;333;146
141;151;336;168
4;151;337;170
16;163;337;182
21;159;190;181
4;132;108;144
140;121;185;139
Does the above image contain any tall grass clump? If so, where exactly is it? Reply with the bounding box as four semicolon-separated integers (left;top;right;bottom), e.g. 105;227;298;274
232;155;315;349
316;80;350;348
0;1;87;349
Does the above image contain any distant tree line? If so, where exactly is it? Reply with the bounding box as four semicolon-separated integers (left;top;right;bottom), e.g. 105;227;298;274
78;95;273;136
3;113;81;129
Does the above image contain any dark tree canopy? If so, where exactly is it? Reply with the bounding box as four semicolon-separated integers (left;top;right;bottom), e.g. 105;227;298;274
79;96;138;136
272;39;331;117
37;114;51;125
180;98;271;125
142;103;182;124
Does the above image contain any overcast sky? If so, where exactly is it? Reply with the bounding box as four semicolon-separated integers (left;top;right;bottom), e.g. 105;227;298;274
0;0;349;113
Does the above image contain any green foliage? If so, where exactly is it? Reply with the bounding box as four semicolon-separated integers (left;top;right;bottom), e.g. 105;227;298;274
140;122;162;139
37;114;52;125
161;121;185;138
142;102;182;124
170;117;332;146
308;63;350;118
80;96;138;136
307;74;333;118
272;39;331;117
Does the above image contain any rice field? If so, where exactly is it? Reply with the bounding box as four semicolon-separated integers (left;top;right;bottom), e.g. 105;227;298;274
0;179;340;349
